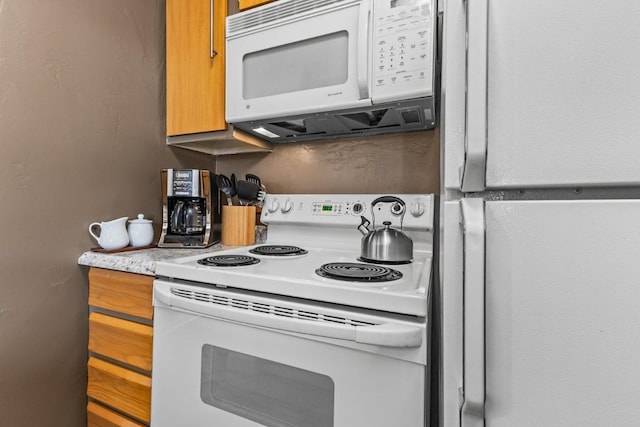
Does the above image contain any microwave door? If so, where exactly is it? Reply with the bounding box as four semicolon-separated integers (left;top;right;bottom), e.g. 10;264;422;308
225;0;372;123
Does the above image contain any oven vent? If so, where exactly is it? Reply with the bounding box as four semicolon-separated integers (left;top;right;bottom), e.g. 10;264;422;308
171;287;376;327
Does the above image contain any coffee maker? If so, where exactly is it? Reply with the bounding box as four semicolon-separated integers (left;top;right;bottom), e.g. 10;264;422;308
158;169;220;248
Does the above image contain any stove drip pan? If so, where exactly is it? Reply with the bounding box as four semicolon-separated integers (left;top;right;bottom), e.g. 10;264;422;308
315;262;403;282
197;254;260;267
249;245;308;256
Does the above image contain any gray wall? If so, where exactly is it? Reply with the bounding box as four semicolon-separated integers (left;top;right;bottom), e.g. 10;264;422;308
0;0;439;425
0;1;208;425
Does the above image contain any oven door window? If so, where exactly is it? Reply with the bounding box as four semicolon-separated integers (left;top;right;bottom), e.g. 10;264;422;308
201;344;335;427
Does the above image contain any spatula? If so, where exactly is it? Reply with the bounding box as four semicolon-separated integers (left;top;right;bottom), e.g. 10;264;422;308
216;174;234;205
236;180;261;206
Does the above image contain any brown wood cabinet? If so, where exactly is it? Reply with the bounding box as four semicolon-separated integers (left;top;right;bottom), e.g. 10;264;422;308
87;402;145;427
89;312;153;372
166;0;272;155
238;0;273;10
87;268;154;427
166;0;226;136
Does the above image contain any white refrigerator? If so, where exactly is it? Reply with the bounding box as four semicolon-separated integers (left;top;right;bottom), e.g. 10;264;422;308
439;0;640;426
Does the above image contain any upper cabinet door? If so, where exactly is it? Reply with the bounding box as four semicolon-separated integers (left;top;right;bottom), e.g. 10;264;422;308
166;0;227;136
460;0;640;190
238;0;273;11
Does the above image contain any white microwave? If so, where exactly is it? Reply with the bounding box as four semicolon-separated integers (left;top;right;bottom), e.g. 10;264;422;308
225;0;437;142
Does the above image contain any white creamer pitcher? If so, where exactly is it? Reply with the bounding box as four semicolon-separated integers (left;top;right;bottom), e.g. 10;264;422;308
89;217;129;250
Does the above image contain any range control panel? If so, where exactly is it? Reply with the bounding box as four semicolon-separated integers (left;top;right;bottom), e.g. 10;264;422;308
261;194;435;231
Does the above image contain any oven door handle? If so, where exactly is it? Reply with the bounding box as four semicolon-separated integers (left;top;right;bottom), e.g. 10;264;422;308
155;285;423;348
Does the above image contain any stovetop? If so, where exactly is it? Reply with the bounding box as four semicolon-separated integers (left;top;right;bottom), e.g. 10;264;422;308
154;194;435;317
155;243;432;316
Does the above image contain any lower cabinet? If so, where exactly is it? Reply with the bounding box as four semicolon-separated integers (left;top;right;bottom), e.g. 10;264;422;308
87;268;154;427
87;401;146;427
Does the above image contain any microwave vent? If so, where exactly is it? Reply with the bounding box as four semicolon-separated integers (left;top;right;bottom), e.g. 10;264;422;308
233;98;436;143
228;0;346;37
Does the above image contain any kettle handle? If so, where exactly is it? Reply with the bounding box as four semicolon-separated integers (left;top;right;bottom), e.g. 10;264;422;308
358;216;371;235
371;196;405;206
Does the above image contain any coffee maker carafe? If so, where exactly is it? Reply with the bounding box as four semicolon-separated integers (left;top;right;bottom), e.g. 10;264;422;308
158;169;220;248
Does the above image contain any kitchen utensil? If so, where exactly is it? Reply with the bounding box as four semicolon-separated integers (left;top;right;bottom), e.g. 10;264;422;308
128;214;154;247
230;173;238;199
357;196;413;263
216;174;234;205
236;180;261;206
245;173;261;187
255;190;267;207
247;173;267;193
89;216;130;250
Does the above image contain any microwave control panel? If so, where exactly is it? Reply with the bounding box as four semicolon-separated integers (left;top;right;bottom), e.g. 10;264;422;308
372;0;435;101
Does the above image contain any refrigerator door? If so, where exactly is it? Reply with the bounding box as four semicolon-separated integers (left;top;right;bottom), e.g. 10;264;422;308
460;0;640;190
462;199;640;426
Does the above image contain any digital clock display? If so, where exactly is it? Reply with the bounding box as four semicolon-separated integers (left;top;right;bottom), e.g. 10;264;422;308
322;205;333;211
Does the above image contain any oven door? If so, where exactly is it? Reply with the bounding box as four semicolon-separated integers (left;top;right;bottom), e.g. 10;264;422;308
225;0;372;123
151;279;427;427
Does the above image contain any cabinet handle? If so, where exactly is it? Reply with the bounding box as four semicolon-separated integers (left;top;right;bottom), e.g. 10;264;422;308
210;0;218;58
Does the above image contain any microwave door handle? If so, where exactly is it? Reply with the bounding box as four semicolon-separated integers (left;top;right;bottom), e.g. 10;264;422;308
357;0;371;99
460;199;486;427
461;0;488;192
155;283;422;348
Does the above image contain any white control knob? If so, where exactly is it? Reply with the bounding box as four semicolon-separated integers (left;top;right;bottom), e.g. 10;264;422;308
267;200;280;213
410;200;426;217
281;199;293;214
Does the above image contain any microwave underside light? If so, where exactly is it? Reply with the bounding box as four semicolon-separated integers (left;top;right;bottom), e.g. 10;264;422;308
232;97;435;143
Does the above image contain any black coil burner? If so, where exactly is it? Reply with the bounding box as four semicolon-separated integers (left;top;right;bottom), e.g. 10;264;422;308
315;262;403;283
249;245;308;256
197;254;260;267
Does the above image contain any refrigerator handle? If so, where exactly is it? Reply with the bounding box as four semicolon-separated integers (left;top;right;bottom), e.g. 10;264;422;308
461;0;488;192
460;199;486;427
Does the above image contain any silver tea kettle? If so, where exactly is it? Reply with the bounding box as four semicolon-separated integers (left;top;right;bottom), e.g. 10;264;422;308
357;196;413;264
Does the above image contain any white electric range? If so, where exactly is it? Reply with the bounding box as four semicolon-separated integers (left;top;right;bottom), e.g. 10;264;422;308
151;194;435;427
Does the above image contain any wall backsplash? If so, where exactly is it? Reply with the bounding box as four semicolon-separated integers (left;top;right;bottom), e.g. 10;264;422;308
215;130;440;195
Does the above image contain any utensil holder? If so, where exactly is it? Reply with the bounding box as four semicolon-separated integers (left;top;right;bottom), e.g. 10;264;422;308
222;206;256;246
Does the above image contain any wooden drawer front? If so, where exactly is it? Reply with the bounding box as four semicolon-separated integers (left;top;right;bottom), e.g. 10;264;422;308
87;401;145;427
88;357;151;424
89;268;153;320
89;312;153;371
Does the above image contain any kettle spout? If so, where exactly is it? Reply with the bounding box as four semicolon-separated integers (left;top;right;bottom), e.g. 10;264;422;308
358;216;371;235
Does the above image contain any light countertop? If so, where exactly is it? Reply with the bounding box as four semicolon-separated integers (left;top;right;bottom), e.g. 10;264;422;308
77;245;223;276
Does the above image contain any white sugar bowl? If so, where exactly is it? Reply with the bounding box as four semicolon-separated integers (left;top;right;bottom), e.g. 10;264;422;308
127;214;154;247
